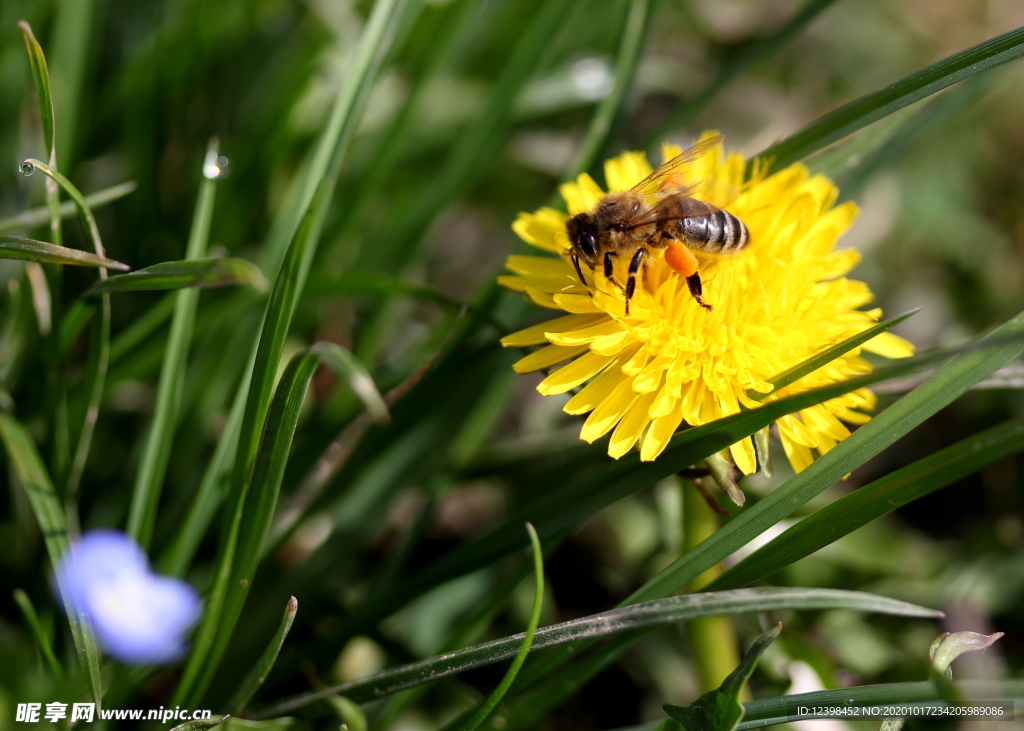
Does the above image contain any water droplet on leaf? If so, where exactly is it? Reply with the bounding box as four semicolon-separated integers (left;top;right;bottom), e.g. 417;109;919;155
203;149;230;179
19;161;35;176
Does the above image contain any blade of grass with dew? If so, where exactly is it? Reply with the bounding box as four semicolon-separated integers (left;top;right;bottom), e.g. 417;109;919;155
748;309;919;402
567;0;651;179
708;414;1024;590
173;0;410;705
0;236;128;269
0;181;137;236
454;523;544;731
752;25;1024;172
12;589;63;680
20;20;67;481
737;680;1024;729
255;587;937;715
642;0;842;148
126;150;220;550
499;309;1024;715
88;258;267;296
228;596;298;714
18;23;60;250
0;414;102;708
19;159;113;507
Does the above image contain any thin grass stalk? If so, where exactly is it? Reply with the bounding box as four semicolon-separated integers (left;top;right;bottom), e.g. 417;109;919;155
453;524;544;731
127;142;220;549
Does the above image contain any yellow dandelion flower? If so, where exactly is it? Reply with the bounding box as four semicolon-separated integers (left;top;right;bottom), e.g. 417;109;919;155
499;132;914;474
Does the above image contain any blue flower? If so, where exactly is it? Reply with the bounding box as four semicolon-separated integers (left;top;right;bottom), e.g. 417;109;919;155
55;530;202;665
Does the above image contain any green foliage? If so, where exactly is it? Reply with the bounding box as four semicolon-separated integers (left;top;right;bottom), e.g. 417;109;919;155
664;624;781;731
1;1;1023;729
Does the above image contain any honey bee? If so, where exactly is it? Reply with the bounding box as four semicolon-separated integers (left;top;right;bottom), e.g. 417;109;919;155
565;134;749;314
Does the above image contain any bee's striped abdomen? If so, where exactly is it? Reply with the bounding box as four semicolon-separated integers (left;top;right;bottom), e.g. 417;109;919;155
678;210;749;254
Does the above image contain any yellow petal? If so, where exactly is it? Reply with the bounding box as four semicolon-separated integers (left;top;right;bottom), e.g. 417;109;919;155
640;401;684;461
564;350;635;415
513;344;589;374
512;208;569;253
560;173;605;215
553;292;601;313
546;319;626;346
505;255;574;278
580;376;638;442
501;313;607;347
780;433;814;474
604;151;652;192
525;288;562;309
730;437;757;476
607;391;658;458
538;351;616;395
863;331;915;358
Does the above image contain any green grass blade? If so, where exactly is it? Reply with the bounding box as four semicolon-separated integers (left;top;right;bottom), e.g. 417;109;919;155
126;152;220;550
748;309;919;402
257;588;937;714
229;596;298;714
0;181;138;236
169;716;231;731
643;0;842;147
738;680;1024;729
19;22;55;166
754;25;1024;170
173;0;409;705
568;0;652;178
12;588;63;680
188;348;324;702
709;414;1024;590
0;414;103;709
455;524;544;731
88;258;267;296
0;236;128;270
310;342;389;425
158;355;251;577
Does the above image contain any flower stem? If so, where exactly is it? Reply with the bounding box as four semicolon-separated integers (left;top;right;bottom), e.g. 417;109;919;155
682;479;743;694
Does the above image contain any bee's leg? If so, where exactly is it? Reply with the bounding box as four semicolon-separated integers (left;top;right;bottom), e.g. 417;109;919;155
603;251;624;290
665;238;713;310
625;248;645;315
571;253;588;287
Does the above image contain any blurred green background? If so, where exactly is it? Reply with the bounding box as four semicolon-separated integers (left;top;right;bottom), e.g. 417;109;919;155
1;0;1023;728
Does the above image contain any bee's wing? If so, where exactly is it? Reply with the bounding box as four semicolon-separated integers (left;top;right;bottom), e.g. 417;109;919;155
624;179;739;229
629;134;723;198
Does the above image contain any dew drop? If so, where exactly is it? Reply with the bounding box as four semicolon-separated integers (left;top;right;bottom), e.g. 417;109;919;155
203;149;230;179
19;161;35;176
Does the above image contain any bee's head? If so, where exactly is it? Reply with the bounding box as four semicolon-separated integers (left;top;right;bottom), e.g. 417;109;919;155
566;213;599;267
